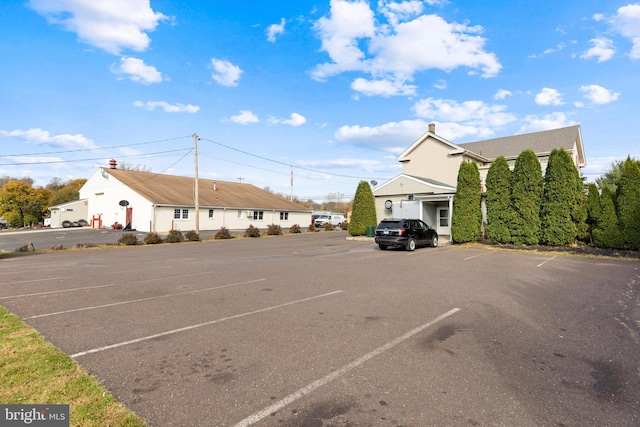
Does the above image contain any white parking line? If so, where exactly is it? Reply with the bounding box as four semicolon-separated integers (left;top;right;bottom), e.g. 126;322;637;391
0;265;173;285
26;278;266;319
537;255;556;267
233;307;461;427
71;290;343;359
0;270;229;300
463;251;496;261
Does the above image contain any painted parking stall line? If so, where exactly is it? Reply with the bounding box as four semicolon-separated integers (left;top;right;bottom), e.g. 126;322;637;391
26;278;266;319
234;307;461;427
71;290;343;359
537;255;557;267
463;251;496;261
0;269;231;301
0;265;174;286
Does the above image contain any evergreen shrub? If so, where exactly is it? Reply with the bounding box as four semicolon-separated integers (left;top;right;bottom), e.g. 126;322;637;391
143;232;163;244
348;181;377;236
118;233;138;246
166;229;184;243
215;226;233;239
267;224;282;235
451;161;482;243
245;225;261;237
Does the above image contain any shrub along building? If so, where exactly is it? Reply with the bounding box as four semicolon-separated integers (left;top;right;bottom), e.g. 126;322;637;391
79;160;312;233
372;124;586;240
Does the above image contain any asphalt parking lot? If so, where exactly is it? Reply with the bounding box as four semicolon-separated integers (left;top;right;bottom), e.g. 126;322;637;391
1;232;639;426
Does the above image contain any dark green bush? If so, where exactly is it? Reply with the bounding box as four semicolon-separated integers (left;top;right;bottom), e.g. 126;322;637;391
616;157;640;250
592;187;623;248
185;230;200;241
485;156;512;244
118;233;139;246
539;149;579;246
289;224;302;234
348;180;377;236
166;229;184;243
451;161;482;243
245;225;261;237
215;226;233;239
509;150;543;245
143;232;163;244
267;224;282;235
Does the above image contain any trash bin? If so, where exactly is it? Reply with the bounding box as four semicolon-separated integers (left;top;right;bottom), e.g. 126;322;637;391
366;225;375;237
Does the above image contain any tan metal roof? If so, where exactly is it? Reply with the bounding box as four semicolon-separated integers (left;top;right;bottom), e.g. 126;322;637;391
104;169;311;211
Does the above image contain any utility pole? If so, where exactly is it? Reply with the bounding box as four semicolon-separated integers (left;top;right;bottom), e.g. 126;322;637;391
193;133;199;235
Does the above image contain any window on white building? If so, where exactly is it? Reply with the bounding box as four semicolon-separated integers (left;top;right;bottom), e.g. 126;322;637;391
174;209;181;219
253;211;264;220
209;209;214;218
182;209;189;219
280;212;289;220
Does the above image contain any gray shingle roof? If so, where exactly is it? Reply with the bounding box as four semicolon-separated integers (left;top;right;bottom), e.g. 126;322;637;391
458;125;582;160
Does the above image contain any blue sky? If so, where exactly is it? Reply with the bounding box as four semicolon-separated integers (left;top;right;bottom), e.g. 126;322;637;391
1;0;639;201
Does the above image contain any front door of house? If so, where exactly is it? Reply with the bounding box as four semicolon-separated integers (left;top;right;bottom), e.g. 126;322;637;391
436;207;450;236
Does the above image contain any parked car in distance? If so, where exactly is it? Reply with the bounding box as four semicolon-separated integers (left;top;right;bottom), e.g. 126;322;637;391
314;214;347;228
374;218;438;251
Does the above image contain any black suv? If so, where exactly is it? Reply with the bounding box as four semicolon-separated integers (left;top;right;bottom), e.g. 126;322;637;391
374;218;438;251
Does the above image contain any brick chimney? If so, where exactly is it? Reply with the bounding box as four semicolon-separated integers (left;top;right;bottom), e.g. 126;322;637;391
109;159;117;169
428;123;436;134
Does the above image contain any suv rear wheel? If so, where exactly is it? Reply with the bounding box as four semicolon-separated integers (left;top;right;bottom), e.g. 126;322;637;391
431;236;438;247
406;237;416;251
378;244;387;250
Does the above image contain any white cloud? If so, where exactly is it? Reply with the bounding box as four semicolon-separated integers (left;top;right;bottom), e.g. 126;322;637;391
266;18;286;42
228;110;259;124
494;89;512;100
433;79;447;90
335;119;430;152
610;4;640;59
269;113;307;127
111;56;164;84
29;0;167;54
412;97;516;127
535;87;564;106
580;84;620;104
0;128;96;149
311;0;501;96
581;38;616;62
350;77;416;97
518;112;577;133
210;58;243;87
133;101;200;113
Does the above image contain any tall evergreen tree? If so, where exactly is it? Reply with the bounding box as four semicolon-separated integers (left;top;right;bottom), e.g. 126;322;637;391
586;183;602;239
592;186;622;248
451;160;482;243
485;156;512;244
616;157;640;250
508;150;543;245
540;149;580;246
348;180;377;236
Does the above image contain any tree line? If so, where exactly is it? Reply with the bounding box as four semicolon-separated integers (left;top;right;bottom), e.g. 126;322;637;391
451;150;640;251
0;177;86;227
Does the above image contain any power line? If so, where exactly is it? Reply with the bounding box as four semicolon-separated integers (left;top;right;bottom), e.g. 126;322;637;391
0;148;192;166
199;137;391;181
0;135;192;158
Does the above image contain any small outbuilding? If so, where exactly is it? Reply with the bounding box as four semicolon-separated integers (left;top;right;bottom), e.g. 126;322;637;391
47;199;89;228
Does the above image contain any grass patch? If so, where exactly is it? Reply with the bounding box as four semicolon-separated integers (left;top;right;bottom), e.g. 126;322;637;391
0;306;146;426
